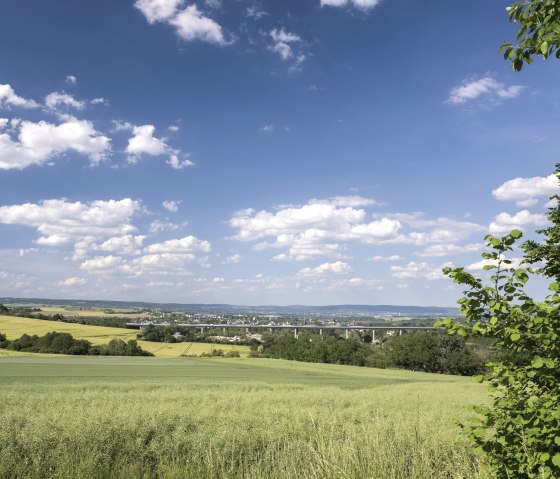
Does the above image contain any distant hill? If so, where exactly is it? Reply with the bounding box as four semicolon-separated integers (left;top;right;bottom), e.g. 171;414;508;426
0;297;459;317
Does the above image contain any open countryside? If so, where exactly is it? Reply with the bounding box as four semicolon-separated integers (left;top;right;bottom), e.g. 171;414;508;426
0;355;488;478
0;315;249;357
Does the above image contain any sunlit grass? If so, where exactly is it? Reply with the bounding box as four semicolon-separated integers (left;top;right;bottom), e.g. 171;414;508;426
0;356;489;478
0;315;249;357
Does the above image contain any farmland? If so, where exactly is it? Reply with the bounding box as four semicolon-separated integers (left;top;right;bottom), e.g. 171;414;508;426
0;355;489;478
0;315;249;357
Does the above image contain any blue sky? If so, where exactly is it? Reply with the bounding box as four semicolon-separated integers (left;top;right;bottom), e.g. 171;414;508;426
0;0;558;306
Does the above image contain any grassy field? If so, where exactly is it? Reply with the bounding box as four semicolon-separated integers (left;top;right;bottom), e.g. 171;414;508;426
0;355;489;479
0;314;249;357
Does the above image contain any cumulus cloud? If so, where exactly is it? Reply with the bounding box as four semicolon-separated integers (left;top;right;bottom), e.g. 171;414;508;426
93;235;146;256
447;77;524;105
321;0;382;10
297;261;352;278
143;235;211;254
163;200;181;212
230;198;401;261
45;92;85;110
489;210;548;235
59;276;87;286
149;220;179;234
368;254;403;261
65;75;77;84
0;117;111;169
492;173;559;207
416;243;481;257
0;84;39;109
390;261;452;280
135;0;227;45
0;198;141;247
223;253;243;264
466;256;522;272
125;124;191;169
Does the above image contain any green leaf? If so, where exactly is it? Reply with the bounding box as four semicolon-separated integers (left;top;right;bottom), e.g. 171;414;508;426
510;333;521;341
509;229;523;239
553;454;560;466
531;357;544;368
541;41;549;55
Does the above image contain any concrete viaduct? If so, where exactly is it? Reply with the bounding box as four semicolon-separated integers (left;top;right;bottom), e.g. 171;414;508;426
126;323;437;340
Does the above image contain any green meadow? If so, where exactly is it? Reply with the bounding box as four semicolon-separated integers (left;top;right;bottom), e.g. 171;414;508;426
0;356;489;478
0;314;249;357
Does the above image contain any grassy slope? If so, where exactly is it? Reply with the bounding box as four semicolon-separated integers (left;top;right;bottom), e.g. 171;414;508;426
0;356;488;479
0;314;249;357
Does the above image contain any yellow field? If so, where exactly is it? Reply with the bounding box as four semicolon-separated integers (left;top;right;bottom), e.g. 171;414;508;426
0;315;249;357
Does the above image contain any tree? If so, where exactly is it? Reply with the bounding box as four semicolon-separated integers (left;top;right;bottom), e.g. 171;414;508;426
500;0;560;70
437;165;560;478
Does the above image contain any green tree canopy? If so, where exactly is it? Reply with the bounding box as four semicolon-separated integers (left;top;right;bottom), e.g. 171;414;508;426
501;0;560;70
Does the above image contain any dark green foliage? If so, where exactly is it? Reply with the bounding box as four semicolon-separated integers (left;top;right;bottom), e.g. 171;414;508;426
437;166;560;478
500;0;560;70
385;332;484;375
0;331;153;356
255;332;482;375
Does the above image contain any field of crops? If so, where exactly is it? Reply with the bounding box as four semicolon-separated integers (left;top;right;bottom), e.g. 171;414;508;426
0;355;489;478
0;315;249;357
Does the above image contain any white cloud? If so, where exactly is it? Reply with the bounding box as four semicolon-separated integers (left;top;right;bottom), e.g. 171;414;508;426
80;255;124;271
416;243;481;257
65;75;77;84
163;200;181;212
246;5;268;19
45;92;85;110
321;0;382;10
297;261;352;278
260;124;274;133
0;198;140;247
136;1;226;45
134;0;182;23
466;255;521;271
223;253;243;264
126;124;167;156
59;276;87;286
489;210;548;235
149;220;179;234
390;261;452;280
0;84;39;109
90;97;109;105
268;28;306;71
368;254;403;261
492;173;559;207
167;154;194;169
94;235;146;256
447;77;524;105
144;235;211;254
168;125;179;132
0;117;111;169
213;277;225;283
126;124;191;169
170;5;226;44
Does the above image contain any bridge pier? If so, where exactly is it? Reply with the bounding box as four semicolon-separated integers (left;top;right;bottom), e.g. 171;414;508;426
372;330;375;342
399;329;403;336
345;329;349;339
246;327;250;334
319;328;323;336
200;327;205;334
294;328;298;339
223;327;226;334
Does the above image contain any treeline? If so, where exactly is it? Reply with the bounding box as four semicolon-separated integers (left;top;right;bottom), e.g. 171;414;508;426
137;324;259;346
0;331;153;356
251;331;485;376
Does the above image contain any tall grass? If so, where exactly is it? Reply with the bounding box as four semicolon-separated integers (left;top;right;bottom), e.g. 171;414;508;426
0;357;489;478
